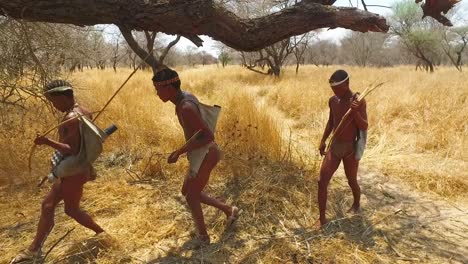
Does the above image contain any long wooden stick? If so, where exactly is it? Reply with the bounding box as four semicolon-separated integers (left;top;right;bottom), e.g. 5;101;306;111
92;65;142;122
30;50;157;183
179;130;203;153
325;82;385;153
93;47;159;122
28;110;102;176
42;111;102;138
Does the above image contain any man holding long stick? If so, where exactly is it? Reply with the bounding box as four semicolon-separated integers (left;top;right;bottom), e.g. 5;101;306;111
316;70;368;228
11;80;105;264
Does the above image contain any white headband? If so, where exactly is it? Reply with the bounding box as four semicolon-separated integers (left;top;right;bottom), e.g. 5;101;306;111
330;75;349;87
43;86;73;94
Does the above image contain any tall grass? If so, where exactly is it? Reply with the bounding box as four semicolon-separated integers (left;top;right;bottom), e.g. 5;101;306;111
0;65;467;263
1;65;466;196
265;66;468;198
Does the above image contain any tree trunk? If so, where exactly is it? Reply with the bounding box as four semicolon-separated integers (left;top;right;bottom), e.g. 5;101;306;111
120;26;159;72
159;35;181;64
0;0;389;52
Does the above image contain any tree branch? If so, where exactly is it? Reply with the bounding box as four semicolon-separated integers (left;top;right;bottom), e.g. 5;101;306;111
361;0;368;11
0;0;389;51
246;66;270;75
119;26;160;71
366;5;392;9
159;35;181;64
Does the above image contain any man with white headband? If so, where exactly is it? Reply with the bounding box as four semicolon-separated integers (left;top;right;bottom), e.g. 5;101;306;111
11;80;104;264
152;68;238;248
316;70;368;228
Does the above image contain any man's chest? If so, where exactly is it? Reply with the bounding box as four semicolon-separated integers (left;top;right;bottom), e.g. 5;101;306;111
331;100;351;120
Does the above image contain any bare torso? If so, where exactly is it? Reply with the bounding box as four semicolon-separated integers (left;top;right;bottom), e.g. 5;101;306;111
175;92;204;141
329;95;362;142
58;104;92;178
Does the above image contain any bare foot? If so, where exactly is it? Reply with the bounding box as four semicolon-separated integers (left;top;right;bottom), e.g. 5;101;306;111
226;206;239;229
347;204;361;214
10;249;42;264
313;218;328;230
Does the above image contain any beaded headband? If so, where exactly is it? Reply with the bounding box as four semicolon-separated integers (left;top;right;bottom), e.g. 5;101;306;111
154;76;180;87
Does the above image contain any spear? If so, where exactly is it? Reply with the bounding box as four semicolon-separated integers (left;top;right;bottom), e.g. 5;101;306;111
30;50;158;184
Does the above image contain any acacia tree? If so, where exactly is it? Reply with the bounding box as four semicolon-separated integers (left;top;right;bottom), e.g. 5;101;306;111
217;45;233;68
442;26;468;71
0;0;458;72
390;0;444;72
247;38;297;76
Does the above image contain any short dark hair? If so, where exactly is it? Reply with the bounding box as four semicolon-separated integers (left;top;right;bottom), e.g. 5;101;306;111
329;69;349;83
152;68;181;90
44;80;74;98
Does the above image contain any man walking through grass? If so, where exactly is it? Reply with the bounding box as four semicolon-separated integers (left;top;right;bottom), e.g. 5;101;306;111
152;68;239;247
11;80;105;264
316;69;368;228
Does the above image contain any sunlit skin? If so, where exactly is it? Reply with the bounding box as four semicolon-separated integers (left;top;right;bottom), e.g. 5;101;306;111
29;93;103;253
154;81;236;243
317;79;368;227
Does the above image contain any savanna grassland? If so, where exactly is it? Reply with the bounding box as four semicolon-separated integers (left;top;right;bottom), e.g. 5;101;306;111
1;65;467;263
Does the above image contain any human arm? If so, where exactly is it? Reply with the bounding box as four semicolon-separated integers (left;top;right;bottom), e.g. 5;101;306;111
168;101;214;163
34;112;80;155
319;99;334;156
350;98;368;131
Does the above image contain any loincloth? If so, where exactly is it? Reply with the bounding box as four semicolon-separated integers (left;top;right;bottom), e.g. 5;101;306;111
187;141;218;178
330;140;355;159
49;150;91;182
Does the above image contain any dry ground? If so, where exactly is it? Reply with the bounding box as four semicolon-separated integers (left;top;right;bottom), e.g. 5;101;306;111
1;66;467;263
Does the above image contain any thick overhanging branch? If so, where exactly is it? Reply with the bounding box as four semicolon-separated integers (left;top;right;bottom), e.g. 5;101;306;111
416;0;460;26
0;0;389;51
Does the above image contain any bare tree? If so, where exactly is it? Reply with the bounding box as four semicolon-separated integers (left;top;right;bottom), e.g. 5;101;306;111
87;30;109;70
341;31;388;66
292;33;314;74
305;40;339;67
217;45;233;68
0;19;100;109
244;38;298;76
185;46;197;66
111;35;122;72
158;35;182;65
442;26;468;71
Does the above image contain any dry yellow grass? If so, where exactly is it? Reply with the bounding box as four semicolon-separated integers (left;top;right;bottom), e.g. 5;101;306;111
0;65;467;263
266;66;468;198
